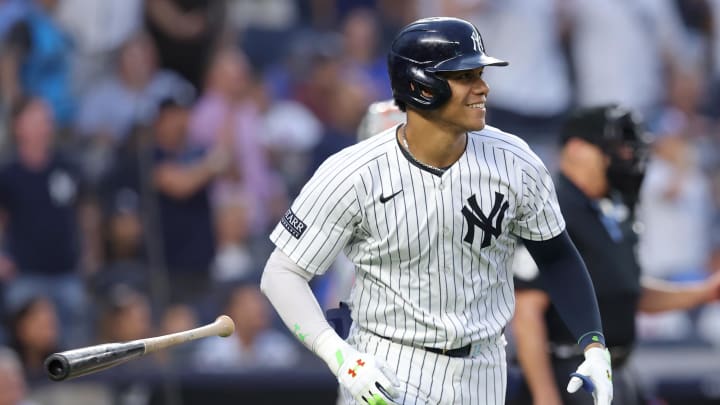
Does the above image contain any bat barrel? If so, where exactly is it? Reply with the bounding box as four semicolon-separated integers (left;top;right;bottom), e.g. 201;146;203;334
44;342;145;381
45;354;71;381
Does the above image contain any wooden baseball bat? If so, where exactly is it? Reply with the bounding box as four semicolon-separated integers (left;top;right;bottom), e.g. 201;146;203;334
44;315;235;382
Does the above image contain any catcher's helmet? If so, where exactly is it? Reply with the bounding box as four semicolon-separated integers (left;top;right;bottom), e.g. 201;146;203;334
387;17;508;111
561;104;652;205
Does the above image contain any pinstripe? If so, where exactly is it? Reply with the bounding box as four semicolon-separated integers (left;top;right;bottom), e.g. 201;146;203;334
415;170;433;402
492;147;515;319
369;161;383;333
472;138;502;334
440;175;463;344
404;155;422;405
436;353;451;403
270;125;564;404
481;142;504;334
356;174;372;329
394;151;411;343
419;171;432;346
467;138;483;337
382;155;400;340
459;359;466;405
449;168;465;332
490;341;499;404
459;148;478;349
482;336;491;404
435;179;454;343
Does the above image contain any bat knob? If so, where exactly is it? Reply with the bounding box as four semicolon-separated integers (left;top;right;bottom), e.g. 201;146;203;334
216;315;235;337
44;354;70;381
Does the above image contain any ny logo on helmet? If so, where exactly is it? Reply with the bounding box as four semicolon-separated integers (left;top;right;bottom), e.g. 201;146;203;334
471;31;484;52
462;192;509;248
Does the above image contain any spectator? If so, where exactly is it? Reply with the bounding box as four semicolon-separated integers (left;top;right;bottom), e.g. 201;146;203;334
86;127;150;303
7;295;59;381
96;186;146;282
0;97;98;347
0;0;31;40
637;109;714;282
290;33;343;125
193;281;300;370
144;0;227;89
0;0;75;130
566;0;699;121
309;80;373;174
254;78;321;198
188;47;284;281
156;302;198;367
635;109;716;342
55;0;144;97
92;284;156;403
0;346;38;405
227;0;300;70
149;97;228;307
74;32;195;184
96;284;152;343
75;31;195;144
338;8;392;101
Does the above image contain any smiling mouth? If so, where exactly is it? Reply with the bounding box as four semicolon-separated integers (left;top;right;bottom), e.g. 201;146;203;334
467;103;486;109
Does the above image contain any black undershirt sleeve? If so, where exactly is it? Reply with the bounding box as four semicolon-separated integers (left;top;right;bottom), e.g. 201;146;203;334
521;230;606;348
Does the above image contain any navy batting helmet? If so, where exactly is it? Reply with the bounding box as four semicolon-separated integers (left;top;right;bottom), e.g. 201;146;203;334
387;17;508;111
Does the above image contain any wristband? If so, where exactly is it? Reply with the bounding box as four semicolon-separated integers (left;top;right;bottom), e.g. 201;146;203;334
577;331;605;348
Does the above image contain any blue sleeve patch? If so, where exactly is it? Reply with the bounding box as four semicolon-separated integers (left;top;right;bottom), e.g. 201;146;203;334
281;209;307;239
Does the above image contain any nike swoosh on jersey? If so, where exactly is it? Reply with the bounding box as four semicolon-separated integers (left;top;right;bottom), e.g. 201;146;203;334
379;190;403;203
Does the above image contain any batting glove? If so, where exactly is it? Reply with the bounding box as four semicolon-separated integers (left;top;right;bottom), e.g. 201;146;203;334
337;350;401;405
567;347;613;405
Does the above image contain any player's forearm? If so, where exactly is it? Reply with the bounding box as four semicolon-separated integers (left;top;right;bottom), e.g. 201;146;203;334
260;248;352;374
523;231;605;349
512;292;563;404
638;277;711;313
152;161;216;199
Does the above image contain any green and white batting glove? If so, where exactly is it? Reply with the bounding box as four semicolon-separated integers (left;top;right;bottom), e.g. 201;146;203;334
314;329;401;405
567;347;613;405
337;350;401;405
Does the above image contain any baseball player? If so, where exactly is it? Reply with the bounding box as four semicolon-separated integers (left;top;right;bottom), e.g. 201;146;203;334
261;17;612;405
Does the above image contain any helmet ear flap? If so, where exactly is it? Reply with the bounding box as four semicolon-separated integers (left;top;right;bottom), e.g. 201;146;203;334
405;66;451;110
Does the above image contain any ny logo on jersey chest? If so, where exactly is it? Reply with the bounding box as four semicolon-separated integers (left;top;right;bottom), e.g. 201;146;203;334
462;192;509;248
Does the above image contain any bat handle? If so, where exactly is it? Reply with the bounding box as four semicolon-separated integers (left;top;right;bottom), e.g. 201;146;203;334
143;315;235;353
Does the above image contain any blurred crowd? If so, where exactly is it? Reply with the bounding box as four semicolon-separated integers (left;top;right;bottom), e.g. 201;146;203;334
0;0;718;404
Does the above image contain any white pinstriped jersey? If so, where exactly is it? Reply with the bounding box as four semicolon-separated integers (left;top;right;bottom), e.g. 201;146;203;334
270;124;565;350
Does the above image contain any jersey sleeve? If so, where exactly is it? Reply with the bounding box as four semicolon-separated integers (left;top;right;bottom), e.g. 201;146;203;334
269;154;362;276
511;151;565;241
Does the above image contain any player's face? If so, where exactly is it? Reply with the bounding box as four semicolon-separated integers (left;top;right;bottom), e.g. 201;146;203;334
434;68;489;132
577;140;611;197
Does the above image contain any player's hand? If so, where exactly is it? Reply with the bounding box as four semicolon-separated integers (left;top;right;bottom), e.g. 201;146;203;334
567;347;613;405
337;351;401;405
